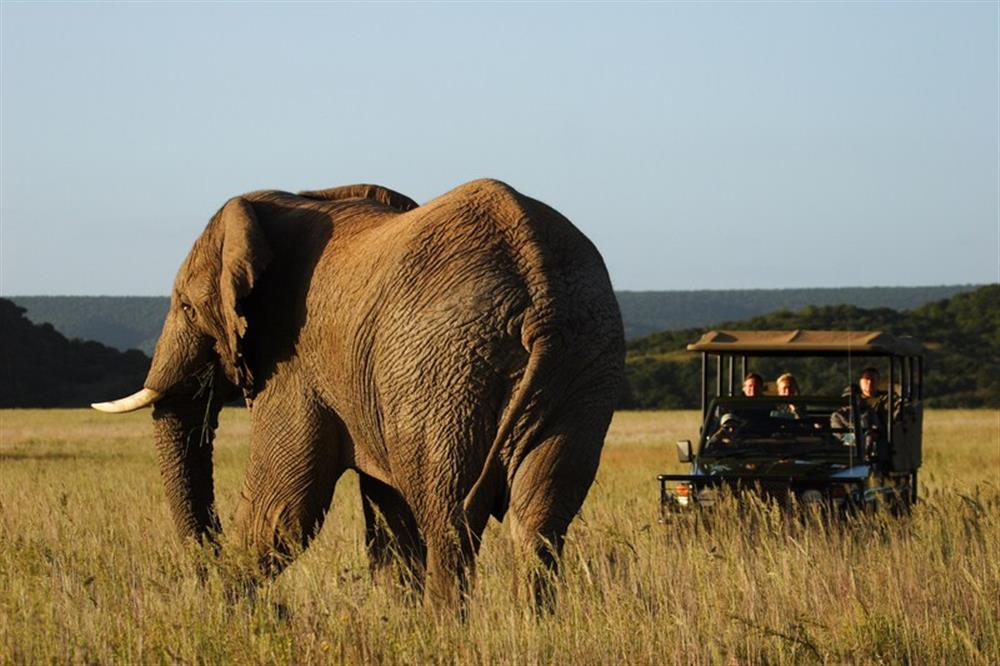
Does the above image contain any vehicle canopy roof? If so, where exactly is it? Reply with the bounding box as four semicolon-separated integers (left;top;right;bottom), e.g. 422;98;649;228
687;330;924;357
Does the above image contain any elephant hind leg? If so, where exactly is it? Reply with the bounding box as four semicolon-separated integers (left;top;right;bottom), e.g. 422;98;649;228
420;503;489;613
422;529;476;613
507;420;605;611
359;473;426;596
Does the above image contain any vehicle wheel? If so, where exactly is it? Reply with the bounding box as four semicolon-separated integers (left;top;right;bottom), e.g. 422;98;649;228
888;486;913;517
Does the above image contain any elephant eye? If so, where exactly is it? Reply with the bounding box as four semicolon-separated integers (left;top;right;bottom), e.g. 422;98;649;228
180;302;196;320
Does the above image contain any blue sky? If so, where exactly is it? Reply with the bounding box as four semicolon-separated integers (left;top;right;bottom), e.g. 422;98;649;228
2;2;997;295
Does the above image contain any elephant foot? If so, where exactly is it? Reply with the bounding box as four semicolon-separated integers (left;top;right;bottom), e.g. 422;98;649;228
370;562;424;606
189;533;225;587
508;512;569;614
423;551;474;619
528;562;560;616
220;574;290;620
222;571;260;606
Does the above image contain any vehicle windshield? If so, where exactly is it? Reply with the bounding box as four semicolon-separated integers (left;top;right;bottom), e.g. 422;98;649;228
700;396;858;460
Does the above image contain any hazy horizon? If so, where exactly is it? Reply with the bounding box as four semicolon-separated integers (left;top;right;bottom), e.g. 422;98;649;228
3;3;997;295
3;283;988;299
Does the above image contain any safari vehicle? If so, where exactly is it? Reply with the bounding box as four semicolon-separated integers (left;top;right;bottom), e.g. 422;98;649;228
658;330;924;517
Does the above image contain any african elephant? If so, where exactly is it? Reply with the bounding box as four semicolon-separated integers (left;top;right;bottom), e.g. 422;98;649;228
94;179;624;607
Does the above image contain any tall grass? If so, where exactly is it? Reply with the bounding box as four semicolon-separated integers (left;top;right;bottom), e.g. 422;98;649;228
1;409;997;664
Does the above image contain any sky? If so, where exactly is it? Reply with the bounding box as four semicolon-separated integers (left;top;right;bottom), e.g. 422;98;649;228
2;2;997;295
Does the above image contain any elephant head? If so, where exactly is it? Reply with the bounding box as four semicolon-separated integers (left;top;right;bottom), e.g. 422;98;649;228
93;197;271;543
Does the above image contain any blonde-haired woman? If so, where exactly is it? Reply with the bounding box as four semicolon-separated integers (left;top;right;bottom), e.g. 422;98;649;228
775;373;802;417
776;373;800;396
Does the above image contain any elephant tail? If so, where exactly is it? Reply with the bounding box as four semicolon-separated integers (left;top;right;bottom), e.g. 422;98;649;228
462;335;556;516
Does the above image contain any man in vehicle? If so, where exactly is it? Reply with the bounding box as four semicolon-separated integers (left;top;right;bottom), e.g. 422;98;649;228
858;365;902;432
858;367;885;410
706;412;742;448
831;367;896;447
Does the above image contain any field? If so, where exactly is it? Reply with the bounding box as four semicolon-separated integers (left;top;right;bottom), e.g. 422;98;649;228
1;409;997;664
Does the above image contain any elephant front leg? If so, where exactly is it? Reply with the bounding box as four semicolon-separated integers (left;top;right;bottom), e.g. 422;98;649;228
232;386;345;580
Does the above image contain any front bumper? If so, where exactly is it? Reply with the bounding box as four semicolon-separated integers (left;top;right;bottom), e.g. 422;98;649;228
657;474;864;516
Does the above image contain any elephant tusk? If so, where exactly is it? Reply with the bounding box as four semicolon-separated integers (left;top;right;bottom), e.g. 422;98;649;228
91;388;163;414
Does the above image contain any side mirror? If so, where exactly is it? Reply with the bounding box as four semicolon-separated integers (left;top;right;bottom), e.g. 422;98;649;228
676;440;693;463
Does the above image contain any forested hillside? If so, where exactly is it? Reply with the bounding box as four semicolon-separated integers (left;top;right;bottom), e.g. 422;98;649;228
622;284;999;409
10;296;168;355
9;285;980;353
0;299;149;408
617;285;980;338
1;287;996;408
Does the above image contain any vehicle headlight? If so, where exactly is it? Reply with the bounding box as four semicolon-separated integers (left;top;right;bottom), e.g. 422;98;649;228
675;482;692;507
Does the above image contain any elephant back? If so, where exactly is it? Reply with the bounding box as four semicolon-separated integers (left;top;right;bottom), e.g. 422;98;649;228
297;184;419;213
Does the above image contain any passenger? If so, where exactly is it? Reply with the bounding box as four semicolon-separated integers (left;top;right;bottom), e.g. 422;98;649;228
730;372;768;427
774;372;802;417
707;412;741;448
742;372;764;397
776;372;800;397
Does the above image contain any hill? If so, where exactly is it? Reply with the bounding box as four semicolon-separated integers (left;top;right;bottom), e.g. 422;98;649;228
0;299;150;408
1;286;995;409
616;285;981;339
622;284;1000;409
9;296;167;355
8;285;982;353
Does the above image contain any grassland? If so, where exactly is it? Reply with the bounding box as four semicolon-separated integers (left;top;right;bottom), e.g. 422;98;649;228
1;409;997;664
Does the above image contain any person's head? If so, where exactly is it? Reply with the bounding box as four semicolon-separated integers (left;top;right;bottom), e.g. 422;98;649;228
742;372;763;397
776;373;800;396
859;367;880;397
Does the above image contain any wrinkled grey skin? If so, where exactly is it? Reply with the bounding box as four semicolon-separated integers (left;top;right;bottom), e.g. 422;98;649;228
137;179;623;607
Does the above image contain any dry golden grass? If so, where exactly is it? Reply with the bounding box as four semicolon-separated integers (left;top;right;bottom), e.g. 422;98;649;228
1;409;997;664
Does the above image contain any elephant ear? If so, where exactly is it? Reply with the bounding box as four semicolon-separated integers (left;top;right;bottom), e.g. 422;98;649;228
217;197;272;396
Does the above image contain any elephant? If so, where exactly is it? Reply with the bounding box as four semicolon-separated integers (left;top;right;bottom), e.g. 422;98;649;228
94;178;624;608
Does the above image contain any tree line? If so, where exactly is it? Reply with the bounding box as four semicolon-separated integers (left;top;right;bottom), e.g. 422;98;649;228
621;284;999;408
2;284;996;408
10;284;980;353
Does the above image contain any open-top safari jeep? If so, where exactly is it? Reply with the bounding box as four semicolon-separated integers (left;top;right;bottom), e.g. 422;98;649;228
658;330;924;517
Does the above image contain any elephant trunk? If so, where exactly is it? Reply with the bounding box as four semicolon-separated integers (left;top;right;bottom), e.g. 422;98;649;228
151;375;225;544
